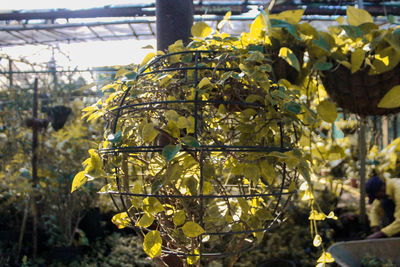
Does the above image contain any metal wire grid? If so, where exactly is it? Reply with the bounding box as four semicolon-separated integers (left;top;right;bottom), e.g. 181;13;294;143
100;50;298;260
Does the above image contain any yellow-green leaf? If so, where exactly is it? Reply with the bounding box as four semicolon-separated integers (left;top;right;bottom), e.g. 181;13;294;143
378;85;400;109
143;231;162;258
187;249;200;265
111;212;130;229
143;197;165;214
351;48;365;73
142;123;159;143
115;69;129;79
182;222;205;238
347;6;373;26
165;110;179;122
191;22;212;38
173;210;186;226
84;149;104;177
313;234;322;247
250;12;268;38
198;77;212;89
136;212;155;228
71;171;87;193
317;252;335;263
278;47;300;72
271;9;304;24
177;116;189;129
203;181;213;194
317;100;337;123
140;52;156;68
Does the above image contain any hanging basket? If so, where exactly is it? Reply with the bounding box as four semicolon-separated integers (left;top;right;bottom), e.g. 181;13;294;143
99;50;302;265
321;63;400;116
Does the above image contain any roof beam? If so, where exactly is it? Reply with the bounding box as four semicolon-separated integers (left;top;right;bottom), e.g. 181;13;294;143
0;5;155;21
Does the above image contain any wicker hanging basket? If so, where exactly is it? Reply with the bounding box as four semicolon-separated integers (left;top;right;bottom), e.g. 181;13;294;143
321;63;400;116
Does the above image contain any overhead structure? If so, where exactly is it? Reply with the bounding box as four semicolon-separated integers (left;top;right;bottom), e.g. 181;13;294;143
0;0;399;47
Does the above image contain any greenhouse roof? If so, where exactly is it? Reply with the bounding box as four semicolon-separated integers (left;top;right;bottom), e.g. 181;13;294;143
0;0;399;47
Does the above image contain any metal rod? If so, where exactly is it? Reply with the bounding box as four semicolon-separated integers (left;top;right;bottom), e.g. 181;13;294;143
359;117;367;225
8;59;13;89
31;77;39;258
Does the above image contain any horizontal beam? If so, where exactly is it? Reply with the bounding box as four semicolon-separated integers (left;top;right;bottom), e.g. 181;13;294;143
271;3;400;16
0;3;252;22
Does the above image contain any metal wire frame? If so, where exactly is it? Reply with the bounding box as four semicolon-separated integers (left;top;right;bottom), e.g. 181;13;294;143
100;50;298;261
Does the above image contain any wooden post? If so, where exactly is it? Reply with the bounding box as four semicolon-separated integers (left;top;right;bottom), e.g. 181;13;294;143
393;115;398;140
382;116;389;147
156;0;193;51
359;117;367;225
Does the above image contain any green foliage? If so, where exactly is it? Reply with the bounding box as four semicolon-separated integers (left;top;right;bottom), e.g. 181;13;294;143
74;9;318;265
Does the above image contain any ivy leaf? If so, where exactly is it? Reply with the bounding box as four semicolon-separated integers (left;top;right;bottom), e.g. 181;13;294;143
317;100;337;123
84;149;104;177
140;52;156;68
270;9;304;25
278;47;300;71
71;171;87;193
151;180;164;194
313;234;322;247
143;197;165;214
347;6;373;26
125;71;138;80
107;130;122;144
198;77;212;89
111;212;130;229
115;69;129;79
312;37;330;52
191;22;212;38
162;144;181;162
378;85;400;109
173;210;186;226
270;19;300;40
182;222;205;238
317;252;335;263
143;231;162;258
136;212;155;228
142;123;159;143
313;62;333;71
250;12;268;38
341;25;363;40
181;136;200;147
187;249;200;265
351;48;365;73
284;102;301;114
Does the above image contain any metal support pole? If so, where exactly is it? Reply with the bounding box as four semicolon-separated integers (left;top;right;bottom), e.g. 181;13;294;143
359;117;367;225
8;59;13;89
156;0;193;51
31;78;39;258
357;0;364;9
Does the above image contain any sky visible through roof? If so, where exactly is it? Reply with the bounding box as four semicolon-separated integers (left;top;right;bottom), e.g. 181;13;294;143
3;0;152;10
1;1;157;69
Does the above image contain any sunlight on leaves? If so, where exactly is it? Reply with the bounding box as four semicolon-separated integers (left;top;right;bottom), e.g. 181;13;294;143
317;100;337;123
191;22;212;38
278;47;300;71
378;85;400;109
143;231;162;258
347;6;373;26
182;222;205;238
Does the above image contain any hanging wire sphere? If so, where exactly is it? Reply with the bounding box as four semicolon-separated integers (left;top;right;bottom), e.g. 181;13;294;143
100;50;301;264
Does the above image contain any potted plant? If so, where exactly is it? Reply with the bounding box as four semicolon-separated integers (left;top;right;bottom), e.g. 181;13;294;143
307;6;400;116
72;13;314;266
